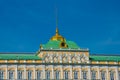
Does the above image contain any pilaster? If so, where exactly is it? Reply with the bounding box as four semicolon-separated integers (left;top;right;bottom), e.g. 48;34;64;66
97;66;100;79
88;66;91;80
33;66;36;79
42;65;45;79
24;65;26;79
51;66;54;79
106;66;109;80
70;66;72;79
115;67;119;80
60;66;63;79
5;66;8;79
15;65;17;79
79;66;82;79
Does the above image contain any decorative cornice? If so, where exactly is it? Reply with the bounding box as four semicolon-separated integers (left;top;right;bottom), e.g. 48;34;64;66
40;48;89;52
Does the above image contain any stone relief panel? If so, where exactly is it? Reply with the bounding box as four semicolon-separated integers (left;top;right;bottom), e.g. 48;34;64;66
43;52;89;63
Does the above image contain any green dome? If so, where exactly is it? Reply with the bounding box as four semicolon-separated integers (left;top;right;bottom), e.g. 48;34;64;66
42;40;80;49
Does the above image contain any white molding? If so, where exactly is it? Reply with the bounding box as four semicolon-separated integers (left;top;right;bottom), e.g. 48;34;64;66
24;60;26;63
5;60;7;63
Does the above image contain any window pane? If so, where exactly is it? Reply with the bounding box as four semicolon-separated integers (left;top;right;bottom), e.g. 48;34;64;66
55;71;59;79
119;71;120;79
37;71;41;80
101;71;106;80
83;71;87;79
74;71;78;79
64;71;68;79
28;71;32;80
9;71;14;80
18;71;22;79
0;71;4;79
46;71;50;80
91;71;96;80
110;72;114;80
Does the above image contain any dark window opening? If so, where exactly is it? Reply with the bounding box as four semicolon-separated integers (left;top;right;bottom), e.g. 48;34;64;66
61;42;65;47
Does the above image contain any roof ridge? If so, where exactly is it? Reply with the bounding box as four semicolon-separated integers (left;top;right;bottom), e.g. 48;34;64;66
91;54;120;56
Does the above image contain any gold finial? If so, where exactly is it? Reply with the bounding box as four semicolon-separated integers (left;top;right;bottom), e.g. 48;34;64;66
50;27;65;41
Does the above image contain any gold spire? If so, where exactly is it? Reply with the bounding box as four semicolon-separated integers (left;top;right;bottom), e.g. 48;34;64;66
56;27;59;35
55;7;59;36
50;7;65;41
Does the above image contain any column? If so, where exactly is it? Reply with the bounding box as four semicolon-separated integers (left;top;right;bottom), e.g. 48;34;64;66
115;67;119;80
51;66;54;79
33;66;36;79
24;65;26;79
60;55;62;63
106;67;109;80
60;66;63;79
88;66;91;80
42;65;45;79
15;66;17;79
97;67;100;79
70;66;72;79
69;55;72;63
5;66;8;79
79;66;82;79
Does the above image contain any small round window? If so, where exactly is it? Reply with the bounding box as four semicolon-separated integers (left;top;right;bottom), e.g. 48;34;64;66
61;42;65;47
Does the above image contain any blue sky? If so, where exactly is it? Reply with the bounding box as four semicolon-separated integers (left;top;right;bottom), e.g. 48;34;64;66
0;0;120;54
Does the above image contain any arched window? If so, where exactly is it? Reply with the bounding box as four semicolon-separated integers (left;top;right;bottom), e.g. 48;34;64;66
91;70;96;80
64;71;68;79
9;70;14;80
74;71;78;79
18;70;22;80
36;71;41;80
46;71;50;80
55;71;59;80
101;71;106;80
110;71;114;80
0;70;4;79
82;71;87;79
28;70;32;80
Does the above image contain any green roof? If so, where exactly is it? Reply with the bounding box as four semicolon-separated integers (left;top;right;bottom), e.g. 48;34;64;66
42;40;80;49
0;53;120;61
0;54;41;60
90;55;120;61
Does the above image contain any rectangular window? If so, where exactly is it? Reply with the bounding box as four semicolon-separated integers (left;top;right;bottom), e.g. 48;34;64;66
64;71;68;79
110;71;114;80
83;71;87;79
28;71;32;80
91;71;96;80
9;71;14;80
37;71;41;80
0;70;4;79
119;71;120;80
101;71;106;80
74;71;78;79
46;71;50;80
55;71;59;80
18;71;22;80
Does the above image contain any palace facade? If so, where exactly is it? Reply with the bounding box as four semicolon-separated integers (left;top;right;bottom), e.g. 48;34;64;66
0;28;120;80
